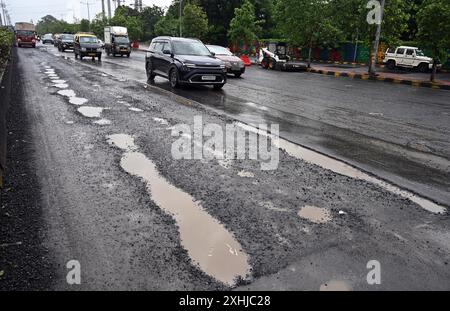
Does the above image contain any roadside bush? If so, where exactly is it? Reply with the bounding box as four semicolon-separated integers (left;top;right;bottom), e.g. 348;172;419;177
0;27;14;72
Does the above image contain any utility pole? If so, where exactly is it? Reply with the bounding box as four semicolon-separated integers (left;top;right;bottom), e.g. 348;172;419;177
369;0;385;76
80;1;94;21
107;0;112;20
0;13;3;27
179;0;183;37
0;0;7;26
101;0;106;20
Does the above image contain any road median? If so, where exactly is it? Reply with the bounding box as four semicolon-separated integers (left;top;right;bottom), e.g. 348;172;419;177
307;66;450;90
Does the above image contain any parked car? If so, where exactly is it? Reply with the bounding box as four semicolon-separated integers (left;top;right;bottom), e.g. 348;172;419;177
383;46;442;73
74;33;102;61
145;37;227;89
206;45;245;78
42;34;54;45
57;34;75;52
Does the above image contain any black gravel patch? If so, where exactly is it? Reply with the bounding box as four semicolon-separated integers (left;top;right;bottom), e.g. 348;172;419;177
0;53;56;290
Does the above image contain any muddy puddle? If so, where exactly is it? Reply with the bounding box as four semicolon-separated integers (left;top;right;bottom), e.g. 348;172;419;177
53;83;69;89
238;171;255;178
107;134;250;286
298;206;332;224
94;119;112;125
129;107;143;112
69;97;88;106
320;279;352;291
237;123;447;214
57;89;76;97
77;107;106;118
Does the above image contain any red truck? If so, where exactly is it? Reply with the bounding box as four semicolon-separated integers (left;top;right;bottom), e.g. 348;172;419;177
15;22;37;48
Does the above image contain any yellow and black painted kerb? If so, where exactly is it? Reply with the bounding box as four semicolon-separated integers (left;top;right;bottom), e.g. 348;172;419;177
307;68;450;90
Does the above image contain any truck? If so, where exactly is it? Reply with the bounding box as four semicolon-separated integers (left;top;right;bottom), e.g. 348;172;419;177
383;46;442;73
14;22;37;48
104;26;131;58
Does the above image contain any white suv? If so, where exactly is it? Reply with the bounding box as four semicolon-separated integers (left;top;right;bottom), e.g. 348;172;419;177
383;46;441;72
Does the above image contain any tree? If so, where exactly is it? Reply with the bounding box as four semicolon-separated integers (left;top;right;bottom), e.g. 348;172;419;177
79;19;90;32
154;15;180;37
182;3;209;40
112;6;144;41
275;0;342;68
228;0;262;52
416;0;450;82
139;5;165;41
197;0;243;45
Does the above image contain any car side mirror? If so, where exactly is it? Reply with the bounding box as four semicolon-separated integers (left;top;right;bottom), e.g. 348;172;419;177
163;49;171;55
210;52;216;57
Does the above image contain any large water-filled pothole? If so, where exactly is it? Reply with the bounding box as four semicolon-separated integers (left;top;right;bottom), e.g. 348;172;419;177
107;134;251;285
237;123;447;214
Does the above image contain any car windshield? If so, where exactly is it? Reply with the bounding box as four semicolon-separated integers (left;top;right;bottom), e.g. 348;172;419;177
416;50;425;56
173;41;212;56
16;30;34;36
80;36;98;43
62;34;74;40
207;45;233;56
115;36;129;44
43;34;52;39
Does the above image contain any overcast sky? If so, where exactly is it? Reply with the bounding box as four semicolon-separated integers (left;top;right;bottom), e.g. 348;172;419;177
7;0;173;24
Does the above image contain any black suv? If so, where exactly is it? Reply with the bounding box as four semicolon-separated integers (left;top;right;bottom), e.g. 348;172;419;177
145;37;227;89
57;34;75;52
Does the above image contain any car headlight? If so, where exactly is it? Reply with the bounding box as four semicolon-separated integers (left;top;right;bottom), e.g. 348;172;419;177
81;47;87;52
220;64;226;69
224;61;232;68
239;61;245;68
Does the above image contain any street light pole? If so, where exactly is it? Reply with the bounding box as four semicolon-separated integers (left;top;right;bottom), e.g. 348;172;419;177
179;0;183;37
369;0;385;76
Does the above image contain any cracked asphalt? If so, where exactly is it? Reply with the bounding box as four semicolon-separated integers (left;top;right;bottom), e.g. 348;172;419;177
0;44;449;290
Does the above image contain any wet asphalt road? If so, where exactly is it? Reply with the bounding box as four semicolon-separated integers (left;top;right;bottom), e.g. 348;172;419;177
1;44;449;290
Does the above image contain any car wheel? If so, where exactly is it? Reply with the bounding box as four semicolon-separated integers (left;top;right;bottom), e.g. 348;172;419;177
75;53;78;59
261;58;269;69
106;49;110;56
169;69;179;88
127;53;130;58
234;73;242;78
418;63;429;73
98;55;102;61
269;59;276;70
387;60;396;70
213;84;225;90
146;62;156;81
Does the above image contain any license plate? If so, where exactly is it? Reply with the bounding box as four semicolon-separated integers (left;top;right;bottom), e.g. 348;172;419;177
202;76;216;81
88;53;96;56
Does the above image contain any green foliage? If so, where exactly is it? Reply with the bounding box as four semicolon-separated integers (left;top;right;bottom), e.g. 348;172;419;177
111;6;144;41
228;0;262;46
36;15;80;35
79;19;90;32
0;27;14;70
154;15;180;37
417;0;450;59
329;0;409;47
182;3;209;40
139;6;165;41
275;0;342;48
